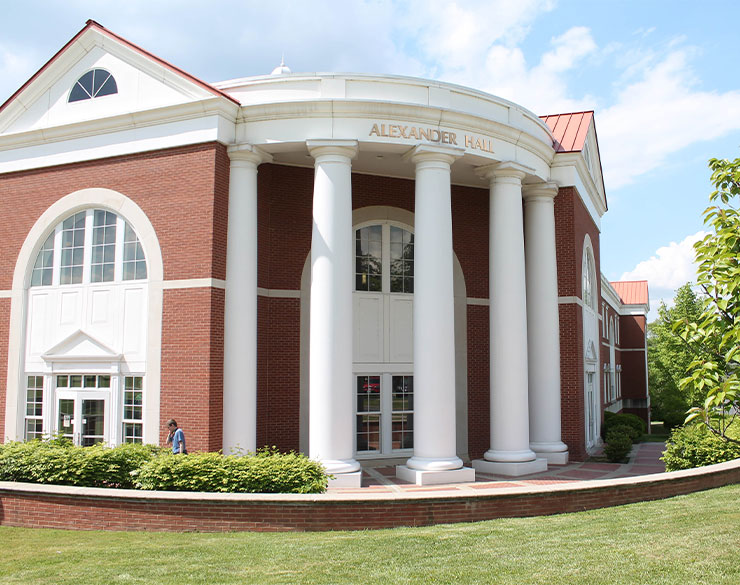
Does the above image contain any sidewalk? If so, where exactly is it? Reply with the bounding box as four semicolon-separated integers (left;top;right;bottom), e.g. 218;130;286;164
330;442;666;494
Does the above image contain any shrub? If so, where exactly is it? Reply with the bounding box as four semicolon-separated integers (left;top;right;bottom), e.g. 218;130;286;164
604;429;633;463
0;440;158;488
602;412;646;440
134;448;328;494
608;423;641;444
662;423;740;471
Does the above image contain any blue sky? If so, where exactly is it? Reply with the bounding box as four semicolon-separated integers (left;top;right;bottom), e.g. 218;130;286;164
2;0;739;319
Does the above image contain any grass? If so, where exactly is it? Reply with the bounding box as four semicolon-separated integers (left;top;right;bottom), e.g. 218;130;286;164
1;484;739;584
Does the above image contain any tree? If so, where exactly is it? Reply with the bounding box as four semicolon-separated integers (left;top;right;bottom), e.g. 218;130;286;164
675;157;740;444
648;284;703;428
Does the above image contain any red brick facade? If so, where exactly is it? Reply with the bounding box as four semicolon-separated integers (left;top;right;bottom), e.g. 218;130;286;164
1;143;640;461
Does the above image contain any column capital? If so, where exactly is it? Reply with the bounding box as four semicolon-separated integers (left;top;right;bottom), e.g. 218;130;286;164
227;143;273;166
306;139;358;161
522;181;559;202
402;143;465;167
476;161;534;182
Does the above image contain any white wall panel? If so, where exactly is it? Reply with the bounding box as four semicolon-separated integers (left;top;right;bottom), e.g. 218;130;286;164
353;294;383;363
389;296;413;363
122;287;146;357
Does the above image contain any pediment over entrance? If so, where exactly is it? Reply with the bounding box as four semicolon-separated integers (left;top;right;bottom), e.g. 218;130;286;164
585;340;598;363
41;329;122;363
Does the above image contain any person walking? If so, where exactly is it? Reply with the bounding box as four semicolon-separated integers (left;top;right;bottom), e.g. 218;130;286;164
166;419;187;454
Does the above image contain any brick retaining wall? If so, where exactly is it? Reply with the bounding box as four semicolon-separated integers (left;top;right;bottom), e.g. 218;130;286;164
1;459;738;532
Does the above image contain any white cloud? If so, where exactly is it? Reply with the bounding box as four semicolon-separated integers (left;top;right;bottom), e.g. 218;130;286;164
598;47;740;189
620;231;706;322
619;231;705;288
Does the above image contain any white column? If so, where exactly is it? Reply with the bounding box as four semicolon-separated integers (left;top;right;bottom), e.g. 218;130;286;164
523;182;569;464
396;144;475;486
306;139;361;487
473;162;547;476
223;144;271;455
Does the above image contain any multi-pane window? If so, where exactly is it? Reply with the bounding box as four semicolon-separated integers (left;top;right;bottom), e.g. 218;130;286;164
123;223;147;280
389;227;414;293
391;375;413;449
69;69;118;102
31;233;55;287
60;211;86;285
30;209;147;288
24;376;44;440
122;376;143;443
356;226;382;291
355;223;414;293
91;210;117;283
356;375;381;452
57;374;111;389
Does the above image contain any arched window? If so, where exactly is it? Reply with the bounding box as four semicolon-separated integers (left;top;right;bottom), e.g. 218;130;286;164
31;209;147;287
68;68;118;102
582;248;596;310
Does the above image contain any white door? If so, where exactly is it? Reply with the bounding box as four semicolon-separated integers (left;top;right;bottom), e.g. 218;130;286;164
55;375;110;446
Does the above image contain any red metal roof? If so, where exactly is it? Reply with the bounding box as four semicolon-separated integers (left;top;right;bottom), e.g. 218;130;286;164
610;280;649;306
540;111;593;153
0;20;239;115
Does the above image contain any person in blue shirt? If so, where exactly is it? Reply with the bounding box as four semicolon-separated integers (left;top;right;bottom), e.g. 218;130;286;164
166;419;187;454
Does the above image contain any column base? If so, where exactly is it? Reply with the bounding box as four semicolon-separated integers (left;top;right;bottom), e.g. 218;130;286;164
530;441;569;465
533;450;569;465
327;470;363;488
472;458;548;477
396;465;475;486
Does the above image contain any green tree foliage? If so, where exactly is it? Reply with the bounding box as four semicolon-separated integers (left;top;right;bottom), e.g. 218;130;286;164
648;283;704;428
674;157;740;443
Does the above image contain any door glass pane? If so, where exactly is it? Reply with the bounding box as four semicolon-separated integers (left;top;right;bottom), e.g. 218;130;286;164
391;375;413;450
58;399;75;440
356;414;380;453
81;399;105;447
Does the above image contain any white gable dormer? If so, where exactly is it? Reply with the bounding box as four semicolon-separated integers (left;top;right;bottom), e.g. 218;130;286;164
1;24;233;136
0;22;238;173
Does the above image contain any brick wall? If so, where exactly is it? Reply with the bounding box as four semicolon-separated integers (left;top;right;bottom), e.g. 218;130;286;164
1;460;737;532
0;143;228;449
554;186;602;460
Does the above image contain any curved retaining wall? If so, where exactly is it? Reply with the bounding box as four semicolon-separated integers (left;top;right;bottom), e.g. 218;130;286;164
1;459;739;532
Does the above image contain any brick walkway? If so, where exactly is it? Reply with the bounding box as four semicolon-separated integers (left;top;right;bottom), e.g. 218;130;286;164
330;442;666;494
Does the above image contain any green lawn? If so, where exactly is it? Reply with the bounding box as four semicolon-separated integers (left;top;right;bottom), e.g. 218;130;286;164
1;484;738;585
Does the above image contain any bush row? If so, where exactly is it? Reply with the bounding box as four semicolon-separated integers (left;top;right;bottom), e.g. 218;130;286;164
0;441;328;494
0;439;157;488
662;423;740;471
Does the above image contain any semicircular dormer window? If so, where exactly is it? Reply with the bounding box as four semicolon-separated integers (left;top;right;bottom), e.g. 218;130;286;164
68;69;118;103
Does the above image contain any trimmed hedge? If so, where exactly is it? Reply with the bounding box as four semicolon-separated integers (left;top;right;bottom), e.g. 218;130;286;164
0;439;157;488
662;423;740;471
0;441;328;494
134;448;328;494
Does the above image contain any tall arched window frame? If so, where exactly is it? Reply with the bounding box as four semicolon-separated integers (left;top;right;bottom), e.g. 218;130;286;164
582;248;596;311
30;209;147;288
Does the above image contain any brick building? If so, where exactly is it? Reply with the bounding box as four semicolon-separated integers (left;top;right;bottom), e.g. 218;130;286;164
0;21;648;486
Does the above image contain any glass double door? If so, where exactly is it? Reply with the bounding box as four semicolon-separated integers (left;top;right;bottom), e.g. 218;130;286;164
57;391;108;446
355;373;413;456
